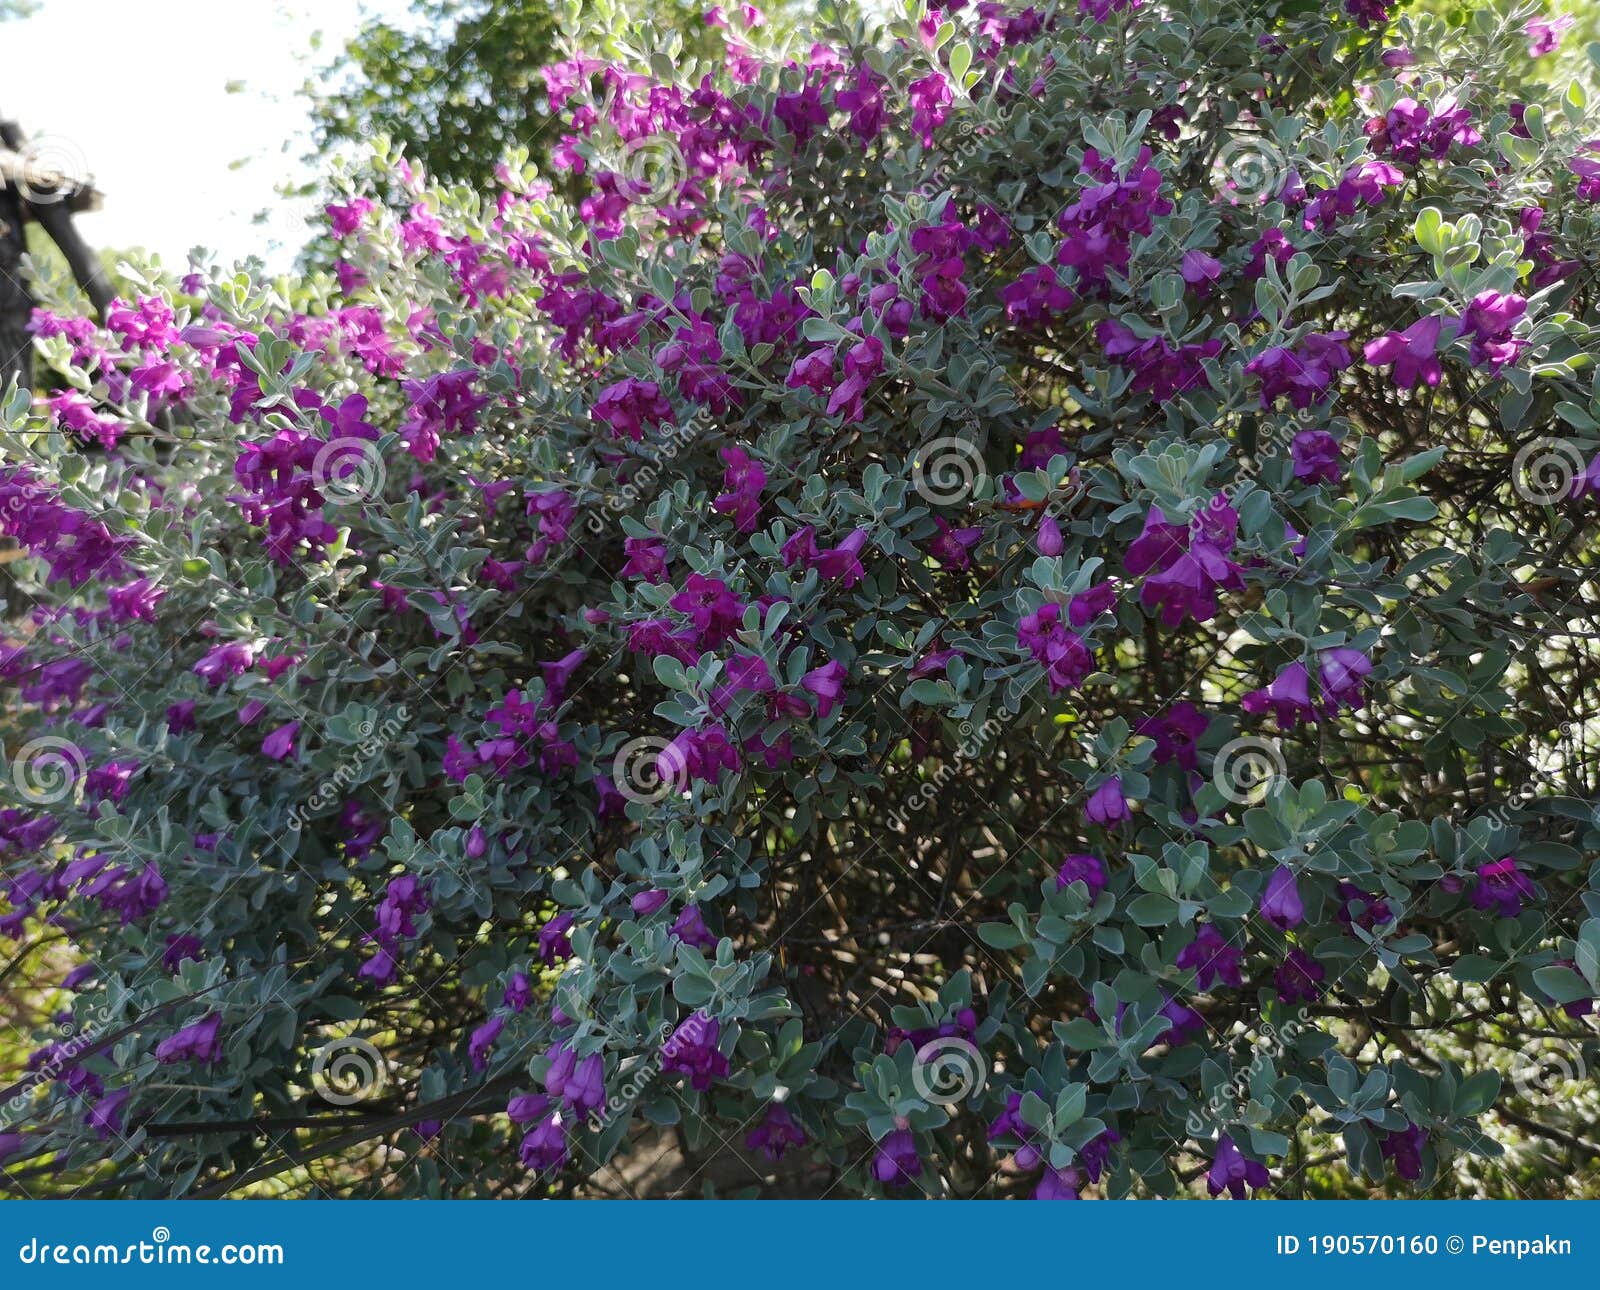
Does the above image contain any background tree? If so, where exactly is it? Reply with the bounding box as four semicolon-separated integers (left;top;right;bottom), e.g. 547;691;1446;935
304;0;759;198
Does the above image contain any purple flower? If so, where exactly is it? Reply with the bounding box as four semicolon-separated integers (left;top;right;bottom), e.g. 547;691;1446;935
508;1092;551;1125
926;517;982;570
871;1127;922;1188
1290;430;1343;485
193;641;255;686
1080;1128;1121;1182
1055;852;1107;899
746;1103;808;1161
1318;647;1373;715
504;971;532;1013
1336;882;1393;931
1275;948;1326;1004
86;1088;131;1140
155;1013;223;1065
1084;776;1130;826
1017;602;1094;694
1139;701;1210;770
662;1013;729;1090
1126;508;1190;579
540;915;579;966
1260;866;1304;930
814;528;870;586
1470;857;1536;918
1380;1124;1425;1181
162;934;204;973
1176;923;1243;990
520;1113;568;1172
632;889;670;916
713;445;767;533
670;905;718;951
1034;1165;1084;1199
1206;1134;1270;1198
566;1054;606;1117
469;1016;504;1070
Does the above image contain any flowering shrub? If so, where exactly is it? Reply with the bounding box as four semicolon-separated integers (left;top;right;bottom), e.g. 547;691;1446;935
4;0;1600;1198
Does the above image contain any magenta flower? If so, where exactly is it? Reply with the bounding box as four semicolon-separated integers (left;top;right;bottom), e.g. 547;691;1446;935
1525;14;1574;56
1242;661;1316;728
1068;579;1117;626
261;720;300;762
1364;315;1450;388
1290;430;1343;484
1035;514;1064;556
801;659;848;718
1458;291;1527;371
1470;857;1536;918
592;377;673;440
1180;249;1222;295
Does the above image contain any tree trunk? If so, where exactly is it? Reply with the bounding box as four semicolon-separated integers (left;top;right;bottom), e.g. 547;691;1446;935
0;175;29;394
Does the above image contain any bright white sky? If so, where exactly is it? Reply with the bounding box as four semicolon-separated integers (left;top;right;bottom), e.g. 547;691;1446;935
6;0;410;271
